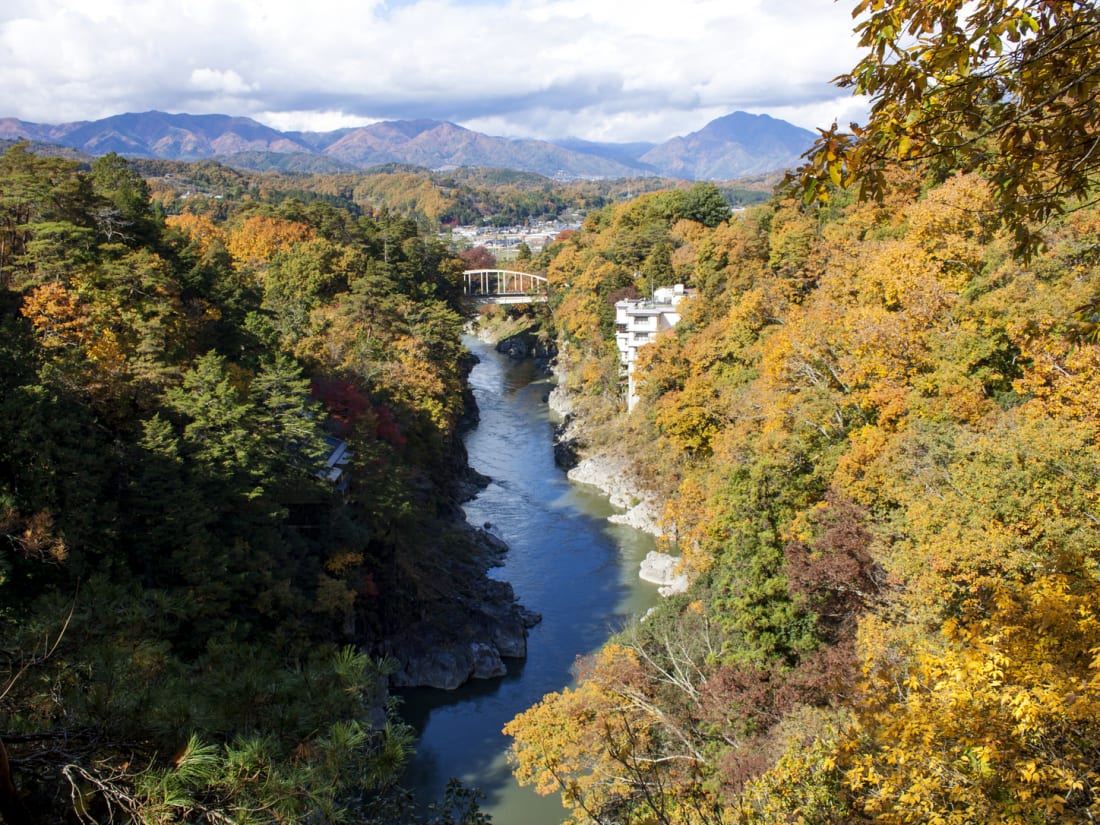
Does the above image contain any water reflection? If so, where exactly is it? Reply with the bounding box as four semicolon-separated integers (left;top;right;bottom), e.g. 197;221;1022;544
399;338;659;824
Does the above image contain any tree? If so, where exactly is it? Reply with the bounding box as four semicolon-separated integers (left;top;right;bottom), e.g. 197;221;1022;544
504;641;724;825
640;240;674;296
681;183;733;229
90;153;158;247
0;144;97;286
225;214;315;265
165;211;222;257
800;0;1100;252
262;238;362;344
835;574;1100;824
458;245;496;270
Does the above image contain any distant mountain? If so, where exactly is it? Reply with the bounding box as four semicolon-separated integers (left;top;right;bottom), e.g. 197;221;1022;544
0;117;65;144
0;110;815;180
640;112;815;180
0;112;314;160
314;119;640;178
0;136;90;161
551;138;658;173
220;151;363;175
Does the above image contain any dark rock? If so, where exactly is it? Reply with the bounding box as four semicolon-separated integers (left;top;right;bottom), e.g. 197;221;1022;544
477;526;510;557
496;336;531;359
495;329;558;366
388;644;473;690
553;438;580;469
454;466;491;504
519;607;543;628
470;642;507;679
552;414;582;469
382;522;538;689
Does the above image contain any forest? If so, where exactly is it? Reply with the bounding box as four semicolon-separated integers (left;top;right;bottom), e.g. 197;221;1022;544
0;136;760;825
504;1;1100;823
0;143;497;823
122;159;771;233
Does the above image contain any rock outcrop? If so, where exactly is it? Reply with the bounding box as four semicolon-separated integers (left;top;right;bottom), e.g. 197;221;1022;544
548;385;585;470
550;372;690;595
495;328;557;363
567;454;662;537
384;525;542;690
639;550;689;596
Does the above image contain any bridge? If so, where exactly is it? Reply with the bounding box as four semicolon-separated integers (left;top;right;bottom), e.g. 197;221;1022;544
463;269;549;304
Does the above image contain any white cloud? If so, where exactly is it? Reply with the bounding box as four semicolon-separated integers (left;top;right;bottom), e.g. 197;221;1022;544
753;95;872;134
0;0;867;140
189;68;255;95
255;109;380;133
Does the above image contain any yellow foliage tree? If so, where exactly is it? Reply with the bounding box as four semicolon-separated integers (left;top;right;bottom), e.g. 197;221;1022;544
838;574;1100;824
225;215;315;265
505;644;653;822
21;280;88;350
165;211;223;256
505;641;721;824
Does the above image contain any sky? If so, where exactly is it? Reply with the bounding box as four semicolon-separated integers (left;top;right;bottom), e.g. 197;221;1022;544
0;0;870;143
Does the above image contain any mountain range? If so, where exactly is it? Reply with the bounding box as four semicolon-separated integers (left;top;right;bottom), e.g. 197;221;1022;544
0;110;815;181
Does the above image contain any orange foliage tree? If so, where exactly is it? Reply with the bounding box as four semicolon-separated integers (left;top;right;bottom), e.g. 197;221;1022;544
225;214;315;265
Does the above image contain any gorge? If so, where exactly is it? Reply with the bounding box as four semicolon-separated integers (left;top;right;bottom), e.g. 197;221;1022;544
399;337;661;823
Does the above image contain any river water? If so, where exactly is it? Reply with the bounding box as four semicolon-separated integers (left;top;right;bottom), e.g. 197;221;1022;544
400;337;660;825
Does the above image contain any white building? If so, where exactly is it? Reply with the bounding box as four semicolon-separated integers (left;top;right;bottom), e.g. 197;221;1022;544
614;285;689;411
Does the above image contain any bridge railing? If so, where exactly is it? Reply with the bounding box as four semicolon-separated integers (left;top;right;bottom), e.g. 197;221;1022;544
463;269;549;302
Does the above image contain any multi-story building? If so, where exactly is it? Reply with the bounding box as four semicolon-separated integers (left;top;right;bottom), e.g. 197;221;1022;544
614;284;689;410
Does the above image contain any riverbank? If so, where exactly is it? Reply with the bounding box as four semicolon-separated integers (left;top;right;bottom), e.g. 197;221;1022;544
546;368;662;535
547;366;690;597
383;517;542;690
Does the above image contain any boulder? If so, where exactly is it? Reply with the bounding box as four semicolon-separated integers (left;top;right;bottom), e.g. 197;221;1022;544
568;455;662;535
389;645;472;691
639;550;689;596
470;642;507;679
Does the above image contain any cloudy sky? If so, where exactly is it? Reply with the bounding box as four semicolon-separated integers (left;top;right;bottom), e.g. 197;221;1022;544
1;0;869;142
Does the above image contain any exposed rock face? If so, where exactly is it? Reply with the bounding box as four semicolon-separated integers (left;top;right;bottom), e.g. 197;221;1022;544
551;375;691;597
495;329;557;371
546;384;573;418
552;414;581;470
470;643;508;680
384;527;542;689
567;455;662;536
453;466;491;505
388;643;502;691
548;385;585;470
639;550;689;596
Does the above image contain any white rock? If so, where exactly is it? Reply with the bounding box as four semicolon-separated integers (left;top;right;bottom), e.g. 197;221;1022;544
567;455;662;536
639;551;690;596
546;385;574;418
639;550;678;584
658;578;689;597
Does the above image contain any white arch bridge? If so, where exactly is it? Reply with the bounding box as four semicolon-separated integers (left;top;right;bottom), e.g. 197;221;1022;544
463;269;548;304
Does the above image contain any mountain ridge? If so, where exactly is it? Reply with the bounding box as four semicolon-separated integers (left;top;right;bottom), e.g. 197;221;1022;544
0;110;815;180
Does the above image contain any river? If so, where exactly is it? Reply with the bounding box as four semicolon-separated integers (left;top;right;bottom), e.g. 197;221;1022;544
400;337;660;825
